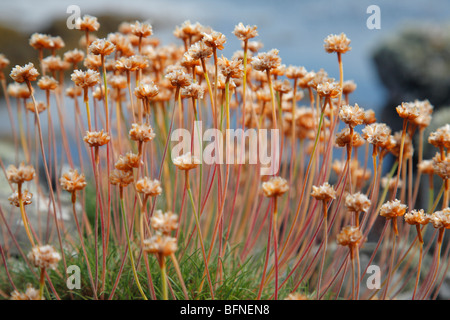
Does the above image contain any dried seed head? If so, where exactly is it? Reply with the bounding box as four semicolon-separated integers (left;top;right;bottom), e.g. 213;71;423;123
324;33;351;54
411;100;433;129
64;49;85;65
9;189;33;207
311;182;336;201
49;36;65;51
143;234;177;257
362;123;392;149
188;41;213;60
26;101;47;114
285;65;307;79
134;82;159;100
129;123;156;142
218;55;243;79
381;175;402;191
60;169;87;192
165;67;192;88
0;53;10;70
181;83;205;100
89;38;116;56
173;152;201;171
233;23;258;41
430;208;450;229
109;169;134;187
37;76;58;91
404;209;429;226
337;225;362;247
150;210;178;235
83;130;110;147
363;109;377;125
71;69;100;88
108;75;127;90
6;162;35;184
131;21;153;38
75;15;100;32
316;81;341;98
10;63;39;83
251;49;281;72
247;40;263;53
342;80;357;95
202;31;227;50
262;176;289;198
83;54;102;70
396;102;420;121
10;284;42;300
418;159;435;175
65;86;82;98
428;124;450;149
339;103;365;128
115;152;141;171
345;192;371;213
27;245;61;270
42;55;69;73
432;153;450;180
29;33;54;50
135;177;162;197
115;56;138;72
380;199;407;219
335;128;364;148
273;79;292;94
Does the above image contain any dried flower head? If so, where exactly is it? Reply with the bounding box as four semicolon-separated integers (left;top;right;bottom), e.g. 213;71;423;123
135;177;162;197
129;123;156;142
342;80;357;95
10;63;39;83
26;101;47;113
363;109;377;125
251;49;281;72
115;152;141;171
165;67;192;88
37;76;58;91
218;56;243;79
202;31;227;50
109;169;134;187
10;284;42;300
396;102;420;121
339;103;365;128
6;162;35;184
418;160;435;175
27;245;61;270
247;40;263;53
134;82;159;100
380;199;407;219
60;169;87;192
173;152;201;171
335;128;364;148
233;23;258;41
311;182;336;201
324;33;351;54
262;176;289;197
143;234;177;257
75;15;100;32
150;210;178;235
65;86;82;98
362;123;392;149
316;81;341;98
131;21;153;38
8;189;33;207
345;192;371;213
89;38;116;56
181;83;205;100
428;124;450;149
64;48;85;65
404;209;429;226
430;208;450;229
29;33;54;50
337;226;363;248
432;153;450;180
0;53;10;70
411;100;433;129
188;41;213;61
83;130;110;147
273;79;292;94
71;69;100;88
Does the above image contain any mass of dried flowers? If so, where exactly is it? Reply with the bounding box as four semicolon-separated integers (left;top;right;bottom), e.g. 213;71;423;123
0;16;449;301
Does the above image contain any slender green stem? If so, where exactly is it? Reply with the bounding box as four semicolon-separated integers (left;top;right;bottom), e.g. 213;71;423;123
119;195;148;300
160;256;168;300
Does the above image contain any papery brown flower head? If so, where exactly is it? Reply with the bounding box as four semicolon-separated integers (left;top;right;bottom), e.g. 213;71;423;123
135;177;162;197
380;199;407;219
89;38;116;56
251;49;281;72
6;162;35;184
233;23;258;41
75;15;100;32
311;182;336;201
339;103;365;128
324;33;351;54
173;152;201;171
9;189;33;207
262;176;289;197
131;21;153;38
404;209;429;226
10;63;39;83
71;69;100;88
143;234;177;256
337;225;362;247
83;130;110;147
150;210;178;235
109;169;134;187
345;192;371;213
60;169;87;192
27;245;61;270
129;123;156;142
430;208;450;229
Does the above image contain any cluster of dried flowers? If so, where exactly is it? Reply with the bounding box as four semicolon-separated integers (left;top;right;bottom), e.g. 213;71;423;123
1;14;450;301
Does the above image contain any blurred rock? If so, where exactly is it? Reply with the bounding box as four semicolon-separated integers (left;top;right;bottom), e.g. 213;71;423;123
373;24;450;132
